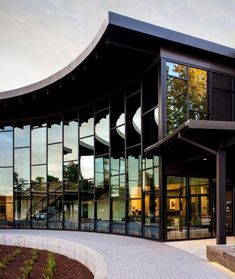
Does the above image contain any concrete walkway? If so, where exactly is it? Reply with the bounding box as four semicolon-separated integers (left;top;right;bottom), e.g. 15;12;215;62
2;230;235;279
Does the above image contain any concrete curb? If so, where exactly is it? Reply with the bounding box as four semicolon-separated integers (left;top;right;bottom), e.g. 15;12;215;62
0;233;108;279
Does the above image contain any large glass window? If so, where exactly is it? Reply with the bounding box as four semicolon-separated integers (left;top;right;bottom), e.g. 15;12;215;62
31;165;47;191
14;125;30;147
64;121;78;161
0;132;13;167
32;192;47;229
166;62;208;133
0;167;13;228
189;68;207;119
48;122;62;144
143;156;159;239
127;154;141;199
63;161;78;191
14;193;30;228
14;148;30;192
32;127;46;165
48;143;62;191
64;192;78;230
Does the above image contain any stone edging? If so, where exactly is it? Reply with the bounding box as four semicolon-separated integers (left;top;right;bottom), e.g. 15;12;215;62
207;245;235;273
0;233;108;279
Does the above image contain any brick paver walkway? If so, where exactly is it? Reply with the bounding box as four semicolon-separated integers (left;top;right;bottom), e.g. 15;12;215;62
2;230;235;279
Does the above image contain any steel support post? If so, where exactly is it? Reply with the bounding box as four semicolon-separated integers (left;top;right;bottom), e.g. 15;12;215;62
216;150;226;244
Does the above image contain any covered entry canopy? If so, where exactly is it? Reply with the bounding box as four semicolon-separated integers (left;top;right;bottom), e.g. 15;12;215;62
145;119;235;244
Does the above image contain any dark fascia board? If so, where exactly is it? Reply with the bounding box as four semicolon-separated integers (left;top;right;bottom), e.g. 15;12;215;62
144;119;235;153
1;11;235;100
108;12;235;60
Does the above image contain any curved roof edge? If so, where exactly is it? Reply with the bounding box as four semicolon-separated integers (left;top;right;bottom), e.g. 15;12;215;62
0;13;110;99
1;11;235;99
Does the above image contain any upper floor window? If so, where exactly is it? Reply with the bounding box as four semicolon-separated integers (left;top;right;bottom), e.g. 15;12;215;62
166;62;208;134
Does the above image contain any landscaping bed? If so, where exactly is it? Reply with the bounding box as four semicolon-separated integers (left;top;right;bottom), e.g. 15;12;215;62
0;244;94;279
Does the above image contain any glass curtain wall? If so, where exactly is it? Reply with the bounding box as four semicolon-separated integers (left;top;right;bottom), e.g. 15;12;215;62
0;65;161;240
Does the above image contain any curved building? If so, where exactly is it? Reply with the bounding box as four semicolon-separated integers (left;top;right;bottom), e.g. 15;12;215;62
0;12;235;243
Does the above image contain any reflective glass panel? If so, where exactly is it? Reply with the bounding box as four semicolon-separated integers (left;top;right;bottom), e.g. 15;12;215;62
145;192;159;226
189;67;207;116
48;144;62;190
0;168;13;195
64;192;78;230
80;155;94;180
112;198;125;222
64;161;78;191
166;62;187;78
14;148;30;191
14;194;30;222
64;121;78;161
14;125;30;147
167;197;187;240
95;114;110;145
80;118;94;138
190;195;209;226
111;158;125;176
167;176;186;197
48;122;62;144
0;195;13;226
95;157;109;199
0;167;13;227
96;200;109;221
32;127;46;165
31;165;47;191
128;199;141;236
190;178;209;195
80;136;94;150
32;192;47;229
167;77;187;133
128;155;141;198
0;132;13;166
48;192;63;229
132;107;141;134
111;175;125;198
81;194;94;220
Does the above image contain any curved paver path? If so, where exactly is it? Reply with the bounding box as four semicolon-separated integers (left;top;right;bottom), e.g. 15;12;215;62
1;230;235;279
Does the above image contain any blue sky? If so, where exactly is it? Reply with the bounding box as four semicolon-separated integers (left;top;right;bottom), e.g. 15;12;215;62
0;0;234;91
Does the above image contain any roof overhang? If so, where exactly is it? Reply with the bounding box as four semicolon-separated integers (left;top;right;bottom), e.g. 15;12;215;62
0;12;234;124
145;120;235;162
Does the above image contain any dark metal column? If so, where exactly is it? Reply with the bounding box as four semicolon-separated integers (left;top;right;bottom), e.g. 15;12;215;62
216;150;226;244
159;157;166;241
232;185;235;236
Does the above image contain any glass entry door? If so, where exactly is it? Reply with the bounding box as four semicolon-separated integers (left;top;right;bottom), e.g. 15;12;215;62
167;176;212;240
